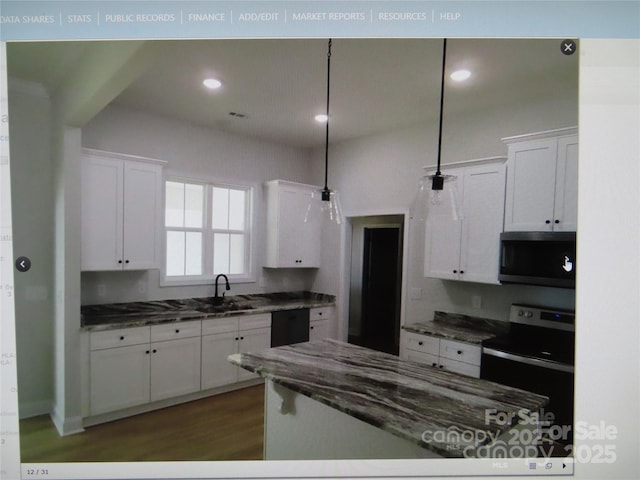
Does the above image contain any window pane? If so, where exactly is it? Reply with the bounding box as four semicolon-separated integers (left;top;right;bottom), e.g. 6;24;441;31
185;232;202;275
213;233;230;274
184;183;204;228
165;182;184;227
165;180;250;279
212;187;229;230
166;231;185;276
229;234;245;274
228;189;246;230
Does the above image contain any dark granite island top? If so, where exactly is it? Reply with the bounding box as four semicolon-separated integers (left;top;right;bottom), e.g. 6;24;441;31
228;339;548;459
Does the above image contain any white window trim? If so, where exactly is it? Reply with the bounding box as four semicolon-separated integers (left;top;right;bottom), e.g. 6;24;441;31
160;175;257;287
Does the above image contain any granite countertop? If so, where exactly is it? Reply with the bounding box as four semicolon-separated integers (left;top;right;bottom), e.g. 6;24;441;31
81;291;335;331
402;311;510;344
228;339;547;458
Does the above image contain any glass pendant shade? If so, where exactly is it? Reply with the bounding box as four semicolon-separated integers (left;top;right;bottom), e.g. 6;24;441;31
321;189;342;225
305;188;342;225
412;170;462;223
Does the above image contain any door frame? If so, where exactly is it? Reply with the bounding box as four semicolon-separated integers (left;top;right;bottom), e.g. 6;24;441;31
337;208;410;347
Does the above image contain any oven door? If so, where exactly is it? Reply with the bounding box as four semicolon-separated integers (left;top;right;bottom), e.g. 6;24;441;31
481;348;574;446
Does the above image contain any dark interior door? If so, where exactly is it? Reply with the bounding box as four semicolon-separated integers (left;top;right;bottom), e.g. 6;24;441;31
361;227;401;354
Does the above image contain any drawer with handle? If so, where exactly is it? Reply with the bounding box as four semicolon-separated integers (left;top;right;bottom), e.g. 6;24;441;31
439;338;482;365
151;320;202;342
90;326;150;350
403;331;440;355
310;306;334;321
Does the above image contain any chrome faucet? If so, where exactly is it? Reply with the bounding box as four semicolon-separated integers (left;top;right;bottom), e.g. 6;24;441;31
213;274;230;304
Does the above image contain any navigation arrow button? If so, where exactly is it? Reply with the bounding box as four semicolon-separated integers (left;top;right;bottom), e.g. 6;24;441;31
15;256;31;272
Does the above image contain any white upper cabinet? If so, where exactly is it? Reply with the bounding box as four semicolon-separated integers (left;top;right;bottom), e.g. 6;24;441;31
503;128;578;232
264;180;322;268
424;160;506;284
554;135;579;231
81;149;164;271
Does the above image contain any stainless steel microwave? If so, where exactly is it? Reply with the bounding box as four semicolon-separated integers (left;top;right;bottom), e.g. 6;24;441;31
499;231;576;288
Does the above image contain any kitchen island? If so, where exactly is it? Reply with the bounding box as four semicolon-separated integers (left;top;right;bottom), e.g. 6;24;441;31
228;339;548;460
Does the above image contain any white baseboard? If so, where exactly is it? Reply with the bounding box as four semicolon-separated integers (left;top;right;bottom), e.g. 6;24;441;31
50;404;85;437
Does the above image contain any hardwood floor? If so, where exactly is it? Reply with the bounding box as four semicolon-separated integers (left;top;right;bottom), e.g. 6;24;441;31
19;384;265;463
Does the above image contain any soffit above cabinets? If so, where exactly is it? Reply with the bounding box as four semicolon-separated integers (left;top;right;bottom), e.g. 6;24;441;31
7;38;578;149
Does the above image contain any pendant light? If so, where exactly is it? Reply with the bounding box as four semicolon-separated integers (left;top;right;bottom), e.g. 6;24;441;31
412;39;461;223
306;39;342;225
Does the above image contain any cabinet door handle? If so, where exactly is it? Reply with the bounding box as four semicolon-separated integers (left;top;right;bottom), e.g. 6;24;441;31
432;362;437;367
119;336;125;340
457;350;463;355
118;260;123;264
460;270;464;274
545;219;551;224
175;329;180;333
418;341;423;346
240;336;244;340
554;219;560;224
145;350;150;354
310;326;314;330
152;349;157;353
439;365;444;369
453;269;458;273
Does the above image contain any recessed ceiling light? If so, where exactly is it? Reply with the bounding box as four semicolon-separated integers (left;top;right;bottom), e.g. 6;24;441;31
203;78;222;89
450;69;471;82
315;114;328;123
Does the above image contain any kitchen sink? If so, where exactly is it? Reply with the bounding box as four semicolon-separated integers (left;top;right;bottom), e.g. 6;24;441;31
194;299;255;314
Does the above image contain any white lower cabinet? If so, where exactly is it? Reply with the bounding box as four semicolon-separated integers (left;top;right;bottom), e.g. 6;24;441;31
201;330;238;389
309;306;334;341
150;336;202;402
400;330;481;378
201;313;271;389
89;321;202;416
236;326;271;382
90;342;151;415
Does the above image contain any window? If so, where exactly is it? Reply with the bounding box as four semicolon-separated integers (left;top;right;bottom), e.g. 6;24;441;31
164;178;252;282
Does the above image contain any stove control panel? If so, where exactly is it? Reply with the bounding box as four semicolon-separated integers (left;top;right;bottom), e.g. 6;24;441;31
509;304;575;331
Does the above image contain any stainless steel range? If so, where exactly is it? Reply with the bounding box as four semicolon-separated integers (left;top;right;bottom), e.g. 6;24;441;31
481;304;575;448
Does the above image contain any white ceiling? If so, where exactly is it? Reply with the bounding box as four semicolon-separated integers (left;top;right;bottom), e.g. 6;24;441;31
7;38;578;148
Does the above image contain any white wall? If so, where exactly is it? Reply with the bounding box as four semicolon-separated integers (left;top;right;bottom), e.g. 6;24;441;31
8;81;54;418
80;105;320;304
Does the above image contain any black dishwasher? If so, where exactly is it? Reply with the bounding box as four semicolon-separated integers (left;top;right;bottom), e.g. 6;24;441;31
271;309;310;347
